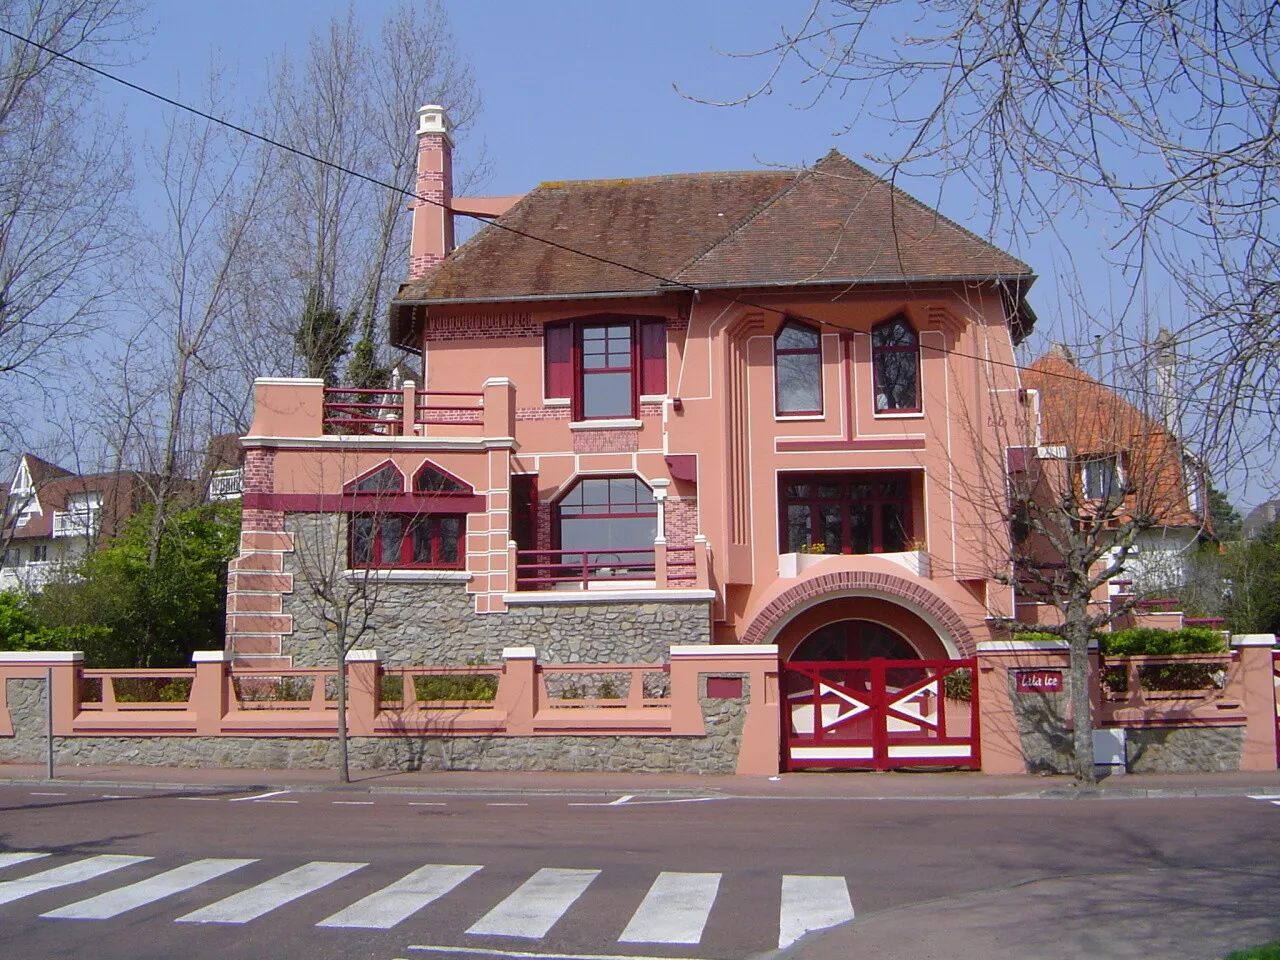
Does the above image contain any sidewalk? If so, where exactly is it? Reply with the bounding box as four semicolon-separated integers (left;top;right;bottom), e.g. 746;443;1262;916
2;761;1278;800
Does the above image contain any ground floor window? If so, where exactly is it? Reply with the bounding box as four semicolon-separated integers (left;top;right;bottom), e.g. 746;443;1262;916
780;472;913;554
349;514;464;568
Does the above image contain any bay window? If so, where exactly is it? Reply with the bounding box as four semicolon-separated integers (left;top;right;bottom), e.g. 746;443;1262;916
781;472;914;555
344;459;472;569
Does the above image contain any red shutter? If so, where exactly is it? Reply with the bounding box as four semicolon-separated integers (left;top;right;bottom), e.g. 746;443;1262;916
545;323;572;399
639;319;667;396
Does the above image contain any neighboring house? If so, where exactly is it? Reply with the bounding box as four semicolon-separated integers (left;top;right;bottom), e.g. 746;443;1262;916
1242;500;1280;540
226;104;1038;672
1018;349;1207;593
0;455;152;591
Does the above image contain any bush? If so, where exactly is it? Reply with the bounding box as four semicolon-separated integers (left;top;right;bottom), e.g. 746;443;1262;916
1225;943;1280;960
413;673;498;702
1097;627;1227;656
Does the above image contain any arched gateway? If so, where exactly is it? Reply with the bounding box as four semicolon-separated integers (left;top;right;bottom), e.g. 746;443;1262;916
746;572;981;772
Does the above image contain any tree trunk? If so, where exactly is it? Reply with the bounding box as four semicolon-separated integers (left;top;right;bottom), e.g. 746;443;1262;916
1067;620;1097;785
336;654;349;783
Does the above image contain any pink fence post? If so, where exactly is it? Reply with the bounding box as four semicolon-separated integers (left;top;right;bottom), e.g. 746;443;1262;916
345;650;380;737
482;377;515;438
401;379;417;435
496;646;538;734
248;377;325;437
0;652;83;736
669;644;781;775
976;637;1072;775
693;535;709;589
654;540;668;588
191;651;234;735
1233;634;1278;771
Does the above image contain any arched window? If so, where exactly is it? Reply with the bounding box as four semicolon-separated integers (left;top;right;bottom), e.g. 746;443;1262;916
345;461;467;570
871;316;920;413
775;320;822;415
557;477;657;552
790;620;919;662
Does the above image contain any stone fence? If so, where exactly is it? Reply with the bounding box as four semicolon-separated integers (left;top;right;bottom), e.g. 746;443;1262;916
0;645;780;775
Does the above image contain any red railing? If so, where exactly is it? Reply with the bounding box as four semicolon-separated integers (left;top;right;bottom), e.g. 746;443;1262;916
516;548;658;590
415;391;484;426
322;388;404;435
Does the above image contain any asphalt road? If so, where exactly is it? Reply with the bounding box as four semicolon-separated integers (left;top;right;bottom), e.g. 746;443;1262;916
0;783;1276;960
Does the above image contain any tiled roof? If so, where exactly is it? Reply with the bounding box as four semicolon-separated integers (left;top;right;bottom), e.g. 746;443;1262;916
1022;350;1201;528
395;151;1031;306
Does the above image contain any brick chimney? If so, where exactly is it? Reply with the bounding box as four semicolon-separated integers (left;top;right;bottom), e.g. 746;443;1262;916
408;104;453;280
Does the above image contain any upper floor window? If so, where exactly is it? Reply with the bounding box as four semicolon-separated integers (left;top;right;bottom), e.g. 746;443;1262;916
775;321;822;416
1080;455;1123;501
780;472;913;555
347;462;405;495
414;463;468;494
545;316;666;420
871;316;920;413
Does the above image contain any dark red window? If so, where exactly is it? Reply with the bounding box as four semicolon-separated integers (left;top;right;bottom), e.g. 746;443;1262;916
780;473;913;554
871;316;920;413
775;320;822;415
347;462;405;495
350;514;464;568
544;316;667;418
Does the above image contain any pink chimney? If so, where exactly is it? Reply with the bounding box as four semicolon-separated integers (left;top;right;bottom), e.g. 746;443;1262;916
408;104;454;280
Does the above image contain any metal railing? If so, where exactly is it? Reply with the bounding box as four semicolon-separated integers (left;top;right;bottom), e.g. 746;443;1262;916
415;391;484;426
515;548;657;590
322;388;405;435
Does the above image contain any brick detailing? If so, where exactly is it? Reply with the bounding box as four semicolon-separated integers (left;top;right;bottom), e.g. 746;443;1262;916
516;406;573;422
408;252;443;279
663;497;698;549
225;509;294;661
423;313;538;341
739;570;977;653
573;429;640;454
242;449;275;496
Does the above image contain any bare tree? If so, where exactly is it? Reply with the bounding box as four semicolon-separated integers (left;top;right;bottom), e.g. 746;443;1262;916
0;0;143;451
237;0;485;387
697;0;1280;469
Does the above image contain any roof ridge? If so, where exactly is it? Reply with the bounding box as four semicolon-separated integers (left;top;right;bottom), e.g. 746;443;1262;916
534;169;794;191
822;154;1032;275
667;163;814;282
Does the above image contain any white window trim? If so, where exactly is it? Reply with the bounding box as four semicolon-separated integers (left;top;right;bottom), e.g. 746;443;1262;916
568;419;643;431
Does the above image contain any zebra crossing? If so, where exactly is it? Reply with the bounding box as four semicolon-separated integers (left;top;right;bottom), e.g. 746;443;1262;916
0;850;855;950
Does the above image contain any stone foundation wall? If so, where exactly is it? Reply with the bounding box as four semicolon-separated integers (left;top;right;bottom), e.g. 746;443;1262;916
1125;725;1245;773
1;677;747;775
1008;672;1074;774
281;514;711;666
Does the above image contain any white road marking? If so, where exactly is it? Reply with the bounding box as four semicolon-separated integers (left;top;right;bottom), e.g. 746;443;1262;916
0;852;50;870
0;855;150;906
41;858;256;920
1248;794;1280;800
175;796;220;802
409;802;447;807
100;795;134;799
411;946;705;960
486;803;528;807
29;792;67;797
332;800;374;806
618;871;721;944
176;861;365;923
318;863;481;929
255;799;299;804
778;875;855;948
230;790;289;803
467;867;600;939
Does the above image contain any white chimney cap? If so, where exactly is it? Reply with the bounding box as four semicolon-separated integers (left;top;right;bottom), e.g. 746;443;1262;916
417;104;452;141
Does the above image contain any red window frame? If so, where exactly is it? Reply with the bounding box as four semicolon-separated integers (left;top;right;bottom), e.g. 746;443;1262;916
544;315;667;419
553;476;658;549
871;316;921;414
774;319;823;416
349;513;466;569
779;472;914;555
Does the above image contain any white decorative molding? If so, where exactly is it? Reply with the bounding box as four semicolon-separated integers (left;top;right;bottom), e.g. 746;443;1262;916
568;419;643;431
0;651;84;662
254;377;325;386
670;644;779;657
345;649;379;662
977;638;1069;652
1232;634;1277;648
191;650;236;663
503;589;716;605
502;646;537;659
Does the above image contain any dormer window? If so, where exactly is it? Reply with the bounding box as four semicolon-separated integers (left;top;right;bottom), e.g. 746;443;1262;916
775;320;822;416
1080;455;1123;501
871;316;920;413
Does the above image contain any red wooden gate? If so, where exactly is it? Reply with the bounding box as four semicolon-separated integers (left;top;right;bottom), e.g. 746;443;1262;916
782;658;980;771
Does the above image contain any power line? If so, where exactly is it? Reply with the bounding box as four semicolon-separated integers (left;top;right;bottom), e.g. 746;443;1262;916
0;25;1235;416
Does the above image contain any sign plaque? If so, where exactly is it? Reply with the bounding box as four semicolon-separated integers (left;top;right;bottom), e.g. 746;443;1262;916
1015;670;1064;693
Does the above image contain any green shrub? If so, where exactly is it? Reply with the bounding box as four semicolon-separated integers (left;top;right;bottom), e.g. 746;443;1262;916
943;669;972;702
1096;627;1226;656
1225;943;1280;960
413;673;498;702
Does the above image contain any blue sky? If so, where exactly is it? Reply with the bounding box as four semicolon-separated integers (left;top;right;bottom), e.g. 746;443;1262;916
102;1;1268;506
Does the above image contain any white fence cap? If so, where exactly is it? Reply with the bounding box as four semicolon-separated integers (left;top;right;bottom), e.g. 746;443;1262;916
503;646;537;659
0;651;83;663
977;638;1069;652
1232;634;1277;648
670;644;779;657
345;649;379;662
191;650;236;663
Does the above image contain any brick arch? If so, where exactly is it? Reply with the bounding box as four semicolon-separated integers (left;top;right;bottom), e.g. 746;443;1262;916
740;570;976;655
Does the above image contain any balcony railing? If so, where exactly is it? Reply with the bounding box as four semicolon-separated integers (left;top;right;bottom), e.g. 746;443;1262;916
208;467;244;501
322;387;485;436
52;510;98;538
514;543;702;591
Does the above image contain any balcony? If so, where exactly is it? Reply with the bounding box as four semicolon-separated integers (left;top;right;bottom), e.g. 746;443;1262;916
52;510;98;538
247;377;513;442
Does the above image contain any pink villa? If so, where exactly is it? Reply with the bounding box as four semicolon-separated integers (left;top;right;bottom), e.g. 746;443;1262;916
230;105;1032;679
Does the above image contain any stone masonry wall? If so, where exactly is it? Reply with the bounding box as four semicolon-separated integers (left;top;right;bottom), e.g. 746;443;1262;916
1125;726;1244;773
0;676;748;775
1008;671;1074;774
282;513;711;667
